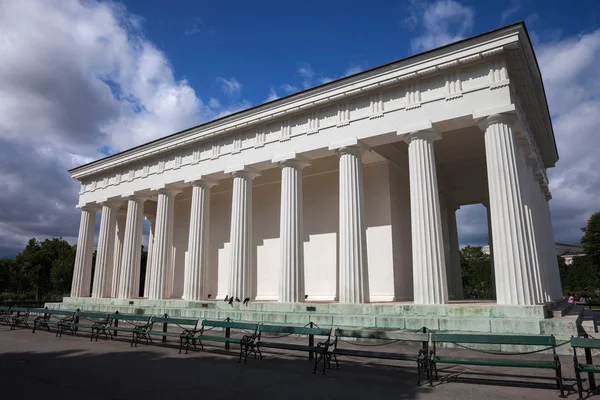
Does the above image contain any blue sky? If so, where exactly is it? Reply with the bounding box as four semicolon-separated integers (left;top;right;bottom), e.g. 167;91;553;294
0;0;599;256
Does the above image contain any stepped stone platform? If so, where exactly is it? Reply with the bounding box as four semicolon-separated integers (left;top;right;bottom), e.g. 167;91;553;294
47;297;583;354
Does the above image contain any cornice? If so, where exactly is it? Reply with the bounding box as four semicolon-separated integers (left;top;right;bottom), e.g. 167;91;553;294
70;24;528;181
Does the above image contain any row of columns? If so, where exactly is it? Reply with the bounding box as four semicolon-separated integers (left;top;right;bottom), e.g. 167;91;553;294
71;111;561;306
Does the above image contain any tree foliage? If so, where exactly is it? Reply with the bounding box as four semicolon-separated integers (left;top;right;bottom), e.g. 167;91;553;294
582;211;600;264
460;245;494;299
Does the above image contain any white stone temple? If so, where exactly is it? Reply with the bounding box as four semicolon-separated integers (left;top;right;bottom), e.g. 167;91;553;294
67;23;562;308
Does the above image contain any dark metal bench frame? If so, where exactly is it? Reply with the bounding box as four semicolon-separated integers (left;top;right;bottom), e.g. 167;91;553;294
327;327;430;384
58;310;112;340
32;309;76;336
252;323;333;374
430;333;564;396
134;314;199;352
184;319;259;361
571;336;600;400
93;312;151;346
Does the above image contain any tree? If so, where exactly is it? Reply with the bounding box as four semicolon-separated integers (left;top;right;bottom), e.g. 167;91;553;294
582;211;600;265
460;245;494;299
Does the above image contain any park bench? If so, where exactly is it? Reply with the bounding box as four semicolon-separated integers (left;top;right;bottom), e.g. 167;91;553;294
327;328;430;384
571;336;600;400
32;309;76;335
430;333;564;396
252;323;332;373
95;312;152;345
4;307;30;330
185;319;260;361
133;315;199;352
57;311;112;340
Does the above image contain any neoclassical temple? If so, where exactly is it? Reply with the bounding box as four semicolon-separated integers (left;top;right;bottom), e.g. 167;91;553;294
68;23;562;307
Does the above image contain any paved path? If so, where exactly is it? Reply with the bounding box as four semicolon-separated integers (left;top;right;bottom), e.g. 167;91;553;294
0;325;596;399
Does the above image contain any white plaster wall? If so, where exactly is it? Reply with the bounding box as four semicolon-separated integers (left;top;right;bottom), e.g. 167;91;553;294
303;166;339;301
389;163;413;301
363;163;395;302
253;180;281;300
171;197;191;298
209;187;232;299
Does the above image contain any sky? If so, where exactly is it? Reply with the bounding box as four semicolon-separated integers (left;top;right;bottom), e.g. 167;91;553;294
0;0;599;257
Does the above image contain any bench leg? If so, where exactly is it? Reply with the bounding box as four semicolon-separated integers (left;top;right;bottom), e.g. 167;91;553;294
556;366;565;398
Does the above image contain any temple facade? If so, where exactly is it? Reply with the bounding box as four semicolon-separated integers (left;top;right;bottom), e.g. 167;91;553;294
67;23;562;307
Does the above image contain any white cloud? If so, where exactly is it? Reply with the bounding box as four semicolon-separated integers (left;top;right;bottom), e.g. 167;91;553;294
500;1;521;24
0;0;221;255
280;83;298;94
208;97;221;109
536;30;600;243
265;87;279;102
406;0;475;53
344;65;363;76
298;64;315;89
216;76;241;97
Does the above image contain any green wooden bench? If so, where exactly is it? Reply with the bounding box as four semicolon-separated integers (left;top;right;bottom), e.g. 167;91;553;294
134;315;199;352
329;328;429;384
185;319;260;361
0;305;10;324
57;311;112;340
32;309;76;336
253;323;333;373
571;336;600;400
96;312;151;346
5;307;30;330
430;333;564;396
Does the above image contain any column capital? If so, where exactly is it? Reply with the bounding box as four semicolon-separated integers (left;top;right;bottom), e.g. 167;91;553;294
156;187;182;196
402;128;442;144
328;138;369;157
78;204;100;212
273;153;311;169
225;165;261;180
189;178;218;188
122;193;149;202
99;199;122;209
475;111;518;131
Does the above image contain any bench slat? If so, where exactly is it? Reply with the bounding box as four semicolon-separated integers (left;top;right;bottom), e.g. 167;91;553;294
195;335;242;344
151;317;197;326
113;314;150;322
258;342;316;352
336;329;428;342
77;312;111;319
571;337;600;349
334;348;418;361
145;330;183;337
202;320;257;331
432;333;555;346
434;356;559;369
579;363;600;373
260;325;330;336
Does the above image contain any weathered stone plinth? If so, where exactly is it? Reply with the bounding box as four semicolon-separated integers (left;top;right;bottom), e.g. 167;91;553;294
49;297;582;354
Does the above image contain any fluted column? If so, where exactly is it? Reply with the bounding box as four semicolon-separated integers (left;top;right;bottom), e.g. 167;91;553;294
143;215;156;298
336;145;369;303
111;214;126;298
147;188;179;300
480;113;537;305
404;129;448;304
447;203;464;299
118;196;146;299
483;201;496;299
276;156;310;303
70;206;97;297
536;178;562;300
183;180;216;301
228;169;259;299
92;203;118;298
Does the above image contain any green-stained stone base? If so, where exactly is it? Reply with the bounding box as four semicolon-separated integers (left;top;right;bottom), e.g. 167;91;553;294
47;297;582;355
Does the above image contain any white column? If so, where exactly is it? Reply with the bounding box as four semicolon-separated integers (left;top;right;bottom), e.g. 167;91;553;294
70;206;97;297
111;214;126;298
183;180;216;301
483;202;496;299
447;203;464;299
147;188;179;300
480;113;537;305
118;196;146;299
404;129;448;304
336;145;369;304
439;199;452;298
143;215;156;298
92;203;117;298
276;156;310;303
228;169;259;300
